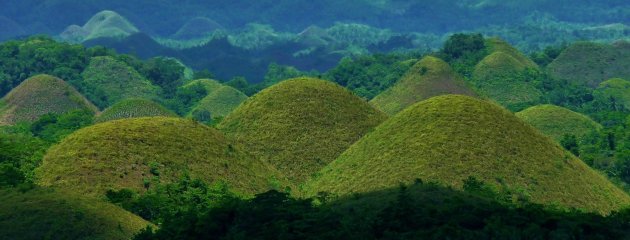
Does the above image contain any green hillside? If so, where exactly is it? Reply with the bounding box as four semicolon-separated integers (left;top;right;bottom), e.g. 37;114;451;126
0;187;149;240
306;95;630;214
472;51;544;111
36;117;282;197
181;79;225;93
547;41;630;88
0;74;98;125
516;104;602;142
593;78;630;111
189;85;248;120
485;37;539;69
370;56;476;115
82;10;139;41
82;56;159;108
95;98;177;123
218;78;387;183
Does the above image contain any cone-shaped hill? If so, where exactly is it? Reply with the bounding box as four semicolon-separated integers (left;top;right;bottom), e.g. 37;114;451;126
485;37;539;69
547;41;630;88
306;95;630;214
0;187;149;240
189;85;248;119
95;98;177;123
173;17;223;40
593;78;630;111
36;117;283;197
218;78;387;183
516;105;602;142
472;51;543;110
370;56;476;115
82;10;139;41
82;56;159;108
0;74;98;125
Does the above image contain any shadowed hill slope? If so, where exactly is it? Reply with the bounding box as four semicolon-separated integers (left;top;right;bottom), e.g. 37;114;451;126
547;41;630;88
0;187;149;240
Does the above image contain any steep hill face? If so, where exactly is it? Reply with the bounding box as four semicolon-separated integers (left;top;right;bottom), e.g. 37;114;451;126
218;78;387;183
95;98;177;123
189;85;248;119
81;56;159;108
516;105;602;142
472;51;543;111
593;78;630;111
547;41;630;88
36;117;282;197
370;56;476;115
306;95;630;214
0;74;98;125
0;188;149;240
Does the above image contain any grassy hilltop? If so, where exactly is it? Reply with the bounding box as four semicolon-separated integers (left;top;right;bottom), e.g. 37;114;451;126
36;117;283;197
306;95;630;214
219;78;387;183
370;56;476;115
0;74;98;125
517;104;602;142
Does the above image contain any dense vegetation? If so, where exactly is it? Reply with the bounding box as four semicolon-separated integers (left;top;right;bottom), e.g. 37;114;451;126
1;4;630;237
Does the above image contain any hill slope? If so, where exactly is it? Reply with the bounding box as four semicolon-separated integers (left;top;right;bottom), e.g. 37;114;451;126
36;117;282;196
593;78;630;111
306;95;630;214
547;41;630;88
95;98;177;123
172;17;223;40
83;10;139;41
370;56;476;115
81;56;159;108
472;51;543;111
0;74;98;124
485;37;539;69
218;78;387;183
0;187;149;240
189;85;248;119
516;105;602;142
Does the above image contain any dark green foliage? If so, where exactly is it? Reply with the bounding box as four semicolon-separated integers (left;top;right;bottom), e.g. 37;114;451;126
560;134;580;156
0;36;91;97
141;57;186;98
135;179;630;240
30;110;93;142
0;129;47;186
323;53;418;99
436;33;489;77
530;44;568;67
107;176;236;225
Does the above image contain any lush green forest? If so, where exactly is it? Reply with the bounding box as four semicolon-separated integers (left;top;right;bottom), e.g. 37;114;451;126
1;1;630;239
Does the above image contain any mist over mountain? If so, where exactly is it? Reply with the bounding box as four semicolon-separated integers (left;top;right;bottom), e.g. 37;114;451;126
1;0;628;37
